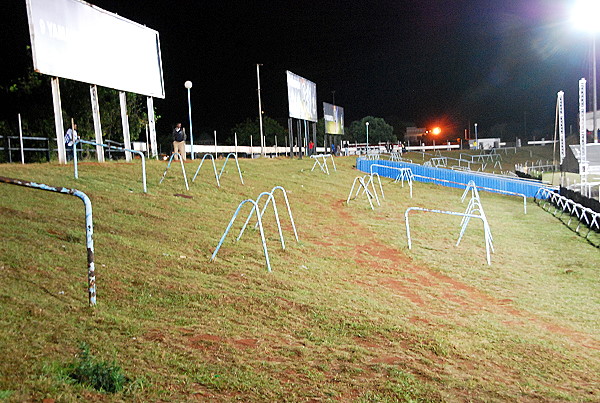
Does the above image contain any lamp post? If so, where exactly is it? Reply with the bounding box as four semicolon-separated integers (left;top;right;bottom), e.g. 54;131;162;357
184;80;194;160
365;121;369;156
474;123;478;150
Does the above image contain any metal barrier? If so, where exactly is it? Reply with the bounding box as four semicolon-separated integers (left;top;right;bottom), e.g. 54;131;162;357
357;158;545;202
251;186;299;243
0;176;96;305
210;186;298;272
191;154;220;187
404;206;494;265
74;139;147;193
218;153;244;185
413;174;529;214
159;152;189;191
347;175;378;210
369;163;413;198
210;199;271;271
310;154;337;175
534;188;600;244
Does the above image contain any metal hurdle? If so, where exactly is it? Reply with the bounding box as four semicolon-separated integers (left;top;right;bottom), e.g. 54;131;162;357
404;206;494;265
210;186;298;272
73;139;147;193
218;153;244;185
191;154;220;187
159;152;189;191
310;154;337;175
369;164;413;198
347;176;377;210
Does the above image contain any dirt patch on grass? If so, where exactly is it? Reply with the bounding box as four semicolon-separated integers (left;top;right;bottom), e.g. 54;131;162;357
328;198;600;351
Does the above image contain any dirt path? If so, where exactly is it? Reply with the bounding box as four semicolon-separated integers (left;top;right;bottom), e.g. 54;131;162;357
315;198;600;351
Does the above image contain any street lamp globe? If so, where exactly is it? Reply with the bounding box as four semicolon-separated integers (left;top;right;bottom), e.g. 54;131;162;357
184;80;193;89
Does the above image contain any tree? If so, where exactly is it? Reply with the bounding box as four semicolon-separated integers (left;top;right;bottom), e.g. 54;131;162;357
347;116;395;144
229;116;287;146
2;69;152;145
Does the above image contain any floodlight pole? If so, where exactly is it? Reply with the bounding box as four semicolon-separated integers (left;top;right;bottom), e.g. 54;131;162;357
366;121;369;156
257;64;265;157
593;35;598;143
185;81;194;160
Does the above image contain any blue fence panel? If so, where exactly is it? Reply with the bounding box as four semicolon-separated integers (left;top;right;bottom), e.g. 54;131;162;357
357;158;549;198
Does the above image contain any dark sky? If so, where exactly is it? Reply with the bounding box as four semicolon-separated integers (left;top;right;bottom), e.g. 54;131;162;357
0;0;593;140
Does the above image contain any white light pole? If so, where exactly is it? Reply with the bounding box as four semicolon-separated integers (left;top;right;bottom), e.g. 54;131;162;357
474;123;478;150
365;121;369;156
572;0;600;143
257;64;265;156
184;80;194;160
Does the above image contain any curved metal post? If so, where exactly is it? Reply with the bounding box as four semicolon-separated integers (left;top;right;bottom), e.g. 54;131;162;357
159;152;189;191
0;177;96;305
254;186;299;242
238;191;285;250
192;153;220;187
269;186;299;242
210;199;271;272
73;139;147;193
218;153;244;185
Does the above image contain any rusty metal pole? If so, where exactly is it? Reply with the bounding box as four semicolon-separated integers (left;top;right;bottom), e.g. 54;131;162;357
0;176;96;305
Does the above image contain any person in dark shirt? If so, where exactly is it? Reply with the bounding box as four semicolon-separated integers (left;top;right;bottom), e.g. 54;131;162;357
172;123;186;161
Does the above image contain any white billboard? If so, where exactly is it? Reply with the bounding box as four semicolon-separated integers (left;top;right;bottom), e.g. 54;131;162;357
26;0;165;98
286;71;317;122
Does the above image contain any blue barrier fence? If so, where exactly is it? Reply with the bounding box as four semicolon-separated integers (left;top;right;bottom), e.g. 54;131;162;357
357;158;550;198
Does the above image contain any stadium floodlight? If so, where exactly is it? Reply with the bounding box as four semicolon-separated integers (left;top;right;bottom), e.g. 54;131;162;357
572;0;600;32
572;0;600;142
185;81;194;160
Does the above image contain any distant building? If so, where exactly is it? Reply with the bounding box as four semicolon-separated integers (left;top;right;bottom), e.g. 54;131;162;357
405;127;425;145
469;138;500;150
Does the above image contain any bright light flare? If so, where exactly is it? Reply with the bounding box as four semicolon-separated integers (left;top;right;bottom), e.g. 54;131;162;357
572;0;600;33
432;127;442;135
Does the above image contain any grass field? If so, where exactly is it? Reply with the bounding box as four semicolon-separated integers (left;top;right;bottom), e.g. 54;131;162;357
0;149;599;402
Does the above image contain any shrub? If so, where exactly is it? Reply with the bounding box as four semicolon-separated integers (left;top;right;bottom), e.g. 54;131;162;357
66;343;126;393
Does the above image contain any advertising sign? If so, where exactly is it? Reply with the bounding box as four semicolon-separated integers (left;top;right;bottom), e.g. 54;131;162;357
286;70;317;122
26;0;165;98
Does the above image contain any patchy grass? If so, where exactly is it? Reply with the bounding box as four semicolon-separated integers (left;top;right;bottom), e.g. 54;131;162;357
0;153;599;401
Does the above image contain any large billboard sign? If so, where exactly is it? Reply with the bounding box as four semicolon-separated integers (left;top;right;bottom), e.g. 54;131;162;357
286;71;317;122
26;0;165;98
323;102;344;135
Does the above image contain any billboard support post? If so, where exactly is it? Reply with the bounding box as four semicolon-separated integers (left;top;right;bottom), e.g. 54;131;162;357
51;77;66;164
18;113;25;164
147;97;158;159
288;118;293;158
312;122;317;154
89;85;105;162
297;119;302;159
119;91;132;162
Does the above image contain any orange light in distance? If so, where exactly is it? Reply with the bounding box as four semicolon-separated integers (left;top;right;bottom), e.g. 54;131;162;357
432;127;441;135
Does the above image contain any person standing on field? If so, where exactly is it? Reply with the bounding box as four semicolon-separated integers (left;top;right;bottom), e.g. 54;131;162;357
172;122;186;161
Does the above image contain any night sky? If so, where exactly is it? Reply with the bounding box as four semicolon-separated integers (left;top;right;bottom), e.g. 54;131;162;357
0;0;594;140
